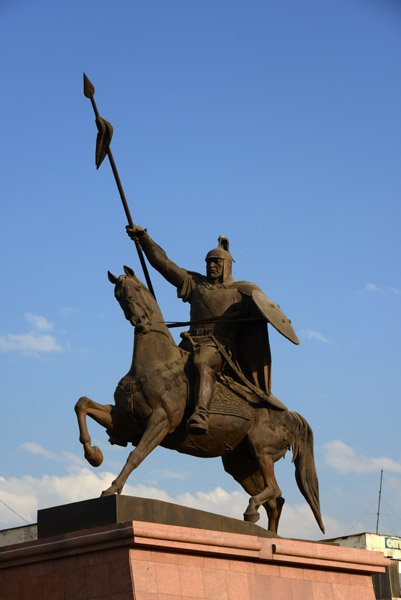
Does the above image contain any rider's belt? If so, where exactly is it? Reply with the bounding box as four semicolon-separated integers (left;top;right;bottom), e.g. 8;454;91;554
190;328;213;336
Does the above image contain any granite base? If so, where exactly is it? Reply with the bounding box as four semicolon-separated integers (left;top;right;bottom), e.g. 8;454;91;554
0;499;388;600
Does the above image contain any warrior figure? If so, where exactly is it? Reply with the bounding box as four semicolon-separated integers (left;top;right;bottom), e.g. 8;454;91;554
127;225;296;434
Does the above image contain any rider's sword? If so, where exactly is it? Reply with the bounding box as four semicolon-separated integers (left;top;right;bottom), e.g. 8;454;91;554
83;73;156;299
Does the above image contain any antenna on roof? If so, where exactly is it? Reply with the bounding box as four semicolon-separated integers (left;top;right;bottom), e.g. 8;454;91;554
376;469;383;534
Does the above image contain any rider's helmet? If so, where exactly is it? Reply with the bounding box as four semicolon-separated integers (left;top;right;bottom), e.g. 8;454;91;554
205;236;235;282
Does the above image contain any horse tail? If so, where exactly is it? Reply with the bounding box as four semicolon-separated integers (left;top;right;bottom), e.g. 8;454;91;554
289;411;325;534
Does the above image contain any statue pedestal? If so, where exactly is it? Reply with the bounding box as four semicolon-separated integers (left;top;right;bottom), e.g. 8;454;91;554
0;497;388;599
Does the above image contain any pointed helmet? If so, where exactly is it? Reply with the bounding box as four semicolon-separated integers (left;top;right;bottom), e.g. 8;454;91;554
205;236;235;281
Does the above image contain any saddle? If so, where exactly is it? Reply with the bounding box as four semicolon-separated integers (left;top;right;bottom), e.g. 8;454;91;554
209;375;254;421
183;351;263;422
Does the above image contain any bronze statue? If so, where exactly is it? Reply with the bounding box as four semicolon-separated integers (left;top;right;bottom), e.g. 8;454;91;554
75;263;324;534
125;225;295;434
77;74;324;535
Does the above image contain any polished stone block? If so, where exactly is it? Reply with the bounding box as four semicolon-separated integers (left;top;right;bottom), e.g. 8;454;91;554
37;494;275;539
0;499;389;600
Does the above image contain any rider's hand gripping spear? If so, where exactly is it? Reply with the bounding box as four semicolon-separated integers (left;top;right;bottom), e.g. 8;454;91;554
83;73;156;299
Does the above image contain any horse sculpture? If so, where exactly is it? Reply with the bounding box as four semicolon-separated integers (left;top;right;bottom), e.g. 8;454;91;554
75;266;324;535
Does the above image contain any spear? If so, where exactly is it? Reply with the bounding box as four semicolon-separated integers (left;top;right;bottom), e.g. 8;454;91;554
83;72;156;299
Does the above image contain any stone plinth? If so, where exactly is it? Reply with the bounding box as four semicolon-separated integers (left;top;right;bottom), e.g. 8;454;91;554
37;495;275;540
0;500;389;600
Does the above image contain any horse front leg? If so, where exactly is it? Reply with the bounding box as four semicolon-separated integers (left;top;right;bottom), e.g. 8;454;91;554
75;396;113;467
101;407;170;496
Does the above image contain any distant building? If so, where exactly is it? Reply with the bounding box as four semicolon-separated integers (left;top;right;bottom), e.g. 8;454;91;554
0;524;37;548
327;532;401;599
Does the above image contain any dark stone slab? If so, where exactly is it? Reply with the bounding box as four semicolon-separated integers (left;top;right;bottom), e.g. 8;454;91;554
37;495;276;539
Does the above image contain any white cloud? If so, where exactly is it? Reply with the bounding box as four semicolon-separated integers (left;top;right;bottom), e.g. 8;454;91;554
363;283;385;293
20;444;88;467
324;440;401;475
0;450;343;541
24;313;53;331
0;465;114;527
153;469;188;480
0;313;63;355
60;307;81;317
176;486;248;519
143;479;159;486
0;332;63;354
162;469;188;480
278;503;358;540
362;283;401;295
61;451;88;466
299;329;332;343
20;443;58;460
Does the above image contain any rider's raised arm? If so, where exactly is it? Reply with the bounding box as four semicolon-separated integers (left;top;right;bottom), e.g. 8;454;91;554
127;226;187;289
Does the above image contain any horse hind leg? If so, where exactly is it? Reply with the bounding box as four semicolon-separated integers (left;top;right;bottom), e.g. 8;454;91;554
241;453;282;533
230;472;284;533
222;449;272;525
263;495;285;534
75;396;113;467
223;443;282;530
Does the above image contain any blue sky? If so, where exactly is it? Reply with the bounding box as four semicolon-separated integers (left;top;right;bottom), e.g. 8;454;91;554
1;0;400;539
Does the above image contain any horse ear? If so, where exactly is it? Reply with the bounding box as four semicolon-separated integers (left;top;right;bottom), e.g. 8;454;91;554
123;265;135;278
108;271;118;284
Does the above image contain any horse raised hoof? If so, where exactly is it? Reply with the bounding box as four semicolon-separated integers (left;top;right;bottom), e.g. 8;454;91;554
84;445;103;467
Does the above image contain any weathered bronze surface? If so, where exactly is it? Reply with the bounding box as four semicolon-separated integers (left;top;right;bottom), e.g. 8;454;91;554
80;75;323;535
75;241;325;535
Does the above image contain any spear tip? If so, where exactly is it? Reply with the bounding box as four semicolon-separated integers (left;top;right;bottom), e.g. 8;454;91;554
83;72;95;98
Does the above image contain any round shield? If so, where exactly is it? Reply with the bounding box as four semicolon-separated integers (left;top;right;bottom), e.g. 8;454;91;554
252;290;300;345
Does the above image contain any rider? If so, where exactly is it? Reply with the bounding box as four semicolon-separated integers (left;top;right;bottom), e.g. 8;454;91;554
126;225;287;433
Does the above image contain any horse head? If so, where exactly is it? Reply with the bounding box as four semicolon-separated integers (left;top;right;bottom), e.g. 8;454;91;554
108;266;154;334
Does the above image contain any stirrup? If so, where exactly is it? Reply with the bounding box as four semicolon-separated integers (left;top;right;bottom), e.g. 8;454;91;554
186;410;209;434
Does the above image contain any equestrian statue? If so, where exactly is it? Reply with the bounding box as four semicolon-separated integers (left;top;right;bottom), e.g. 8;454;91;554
75;227;324;535
76;73;325;535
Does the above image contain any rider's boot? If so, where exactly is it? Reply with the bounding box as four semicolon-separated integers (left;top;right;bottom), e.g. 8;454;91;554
186;370;214;434
186;405;210;434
